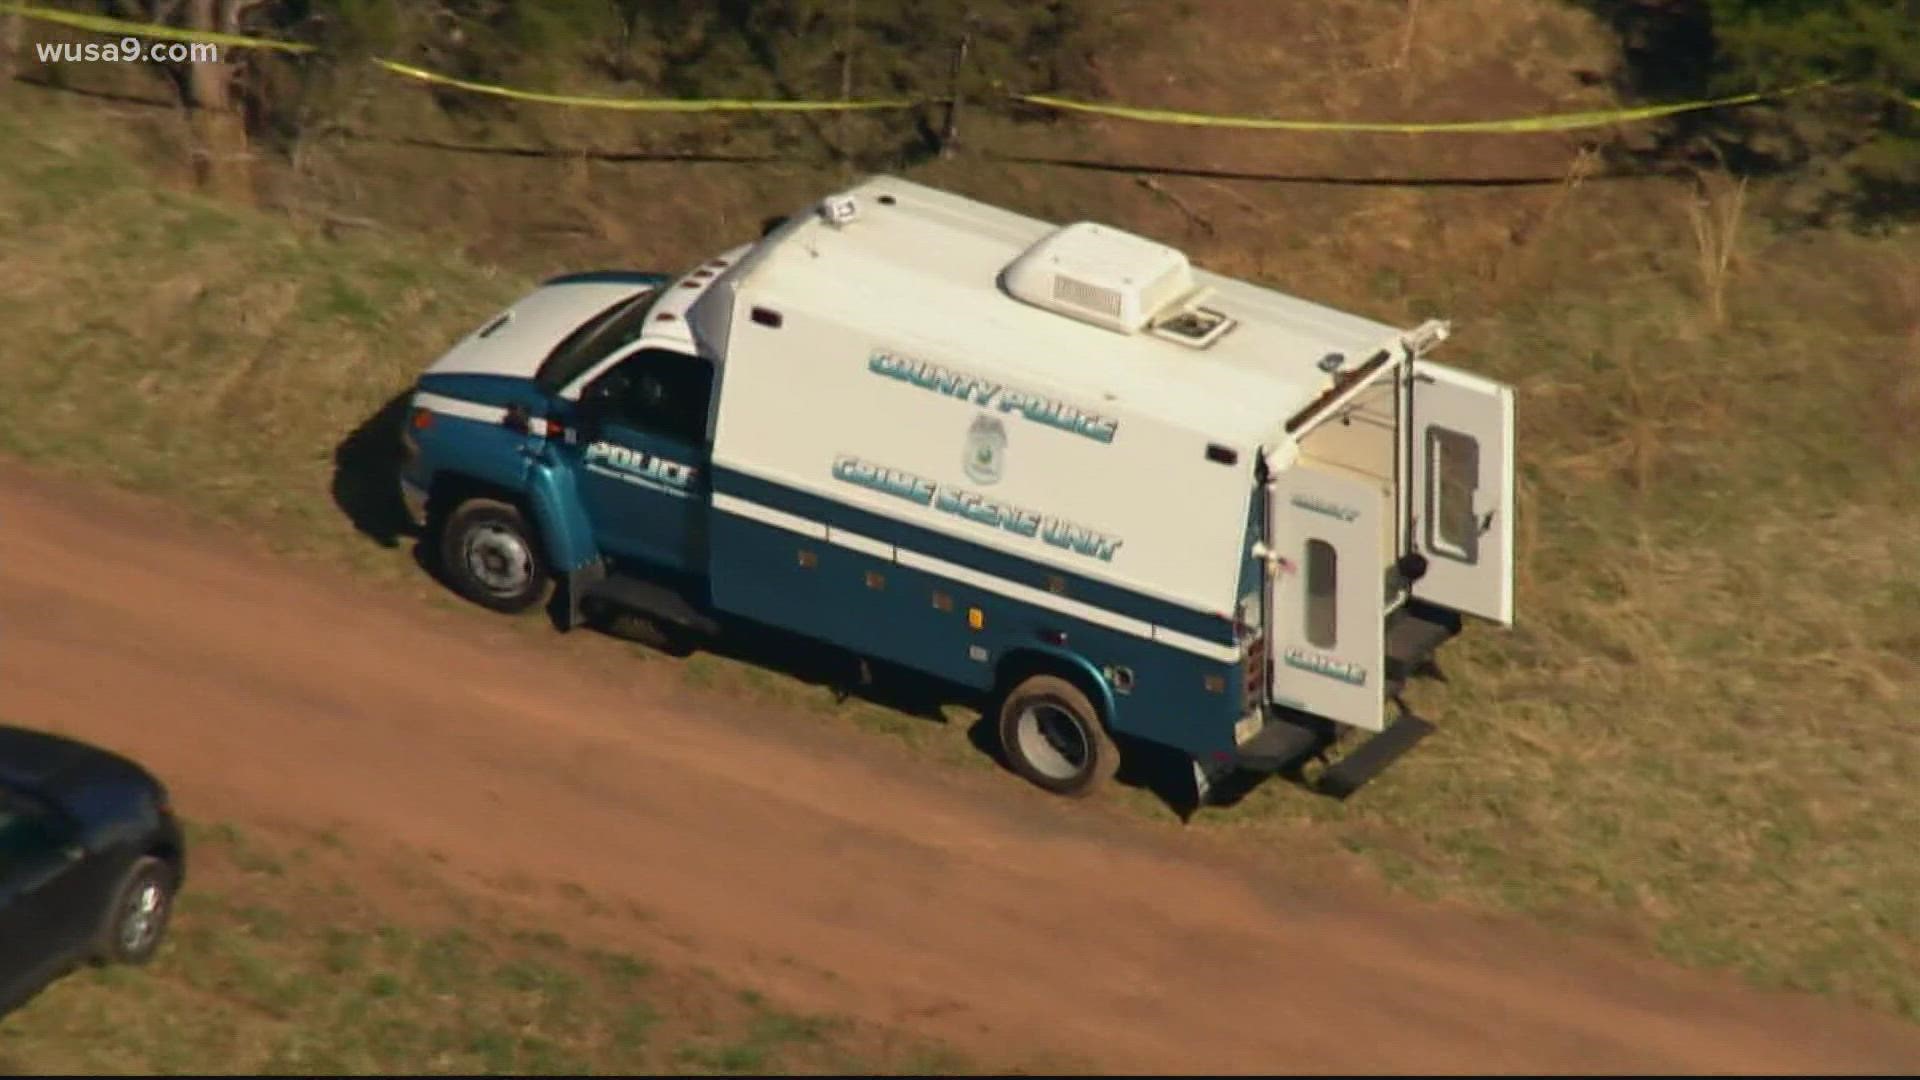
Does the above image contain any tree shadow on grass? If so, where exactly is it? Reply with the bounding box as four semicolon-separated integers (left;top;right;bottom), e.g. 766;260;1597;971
1567;1;1718;104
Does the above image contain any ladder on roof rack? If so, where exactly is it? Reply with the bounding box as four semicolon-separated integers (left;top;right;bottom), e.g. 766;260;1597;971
1282;319;1450;441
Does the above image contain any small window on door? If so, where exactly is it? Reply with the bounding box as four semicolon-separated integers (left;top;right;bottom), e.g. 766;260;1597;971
1305;539;1338;648
586;348;716;445
1426;426;1481;564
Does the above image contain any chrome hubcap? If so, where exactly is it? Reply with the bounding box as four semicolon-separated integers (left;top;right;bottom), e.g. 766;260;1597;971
1015;703;1091;781
464;525;533;595
120;880;164;952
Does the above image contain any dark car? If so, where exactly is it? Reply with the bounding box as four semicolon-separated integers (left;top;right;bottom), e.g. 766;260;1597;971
0;725;185;1017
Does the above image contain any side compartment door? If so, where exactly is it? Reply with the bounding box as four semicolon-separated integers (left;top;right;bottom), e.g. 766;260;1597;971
1409;359;1515;625
1267;464;1387;732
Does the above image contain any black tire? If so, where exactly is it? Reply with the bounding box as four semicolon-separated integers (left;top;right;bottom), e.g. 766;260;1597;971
91;855;176;966
996;674;1120;798
439;498;549;614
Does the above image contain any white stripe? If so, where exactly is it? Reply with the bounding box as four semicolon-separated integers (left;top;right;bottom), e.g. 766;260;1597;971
828;527;893;559
414;392;574;440
413;391;507;426
708;458;1221;621
895;547;1158;641
1152;626;1240;664
712;493;828;540
713;494;1239;660
721;491;1244;661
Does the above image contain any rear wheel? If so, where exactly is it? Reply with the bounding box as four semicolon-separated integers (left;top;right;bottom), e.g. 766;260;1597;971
439;498;549;614
92;856;176;966
997;675;1120;798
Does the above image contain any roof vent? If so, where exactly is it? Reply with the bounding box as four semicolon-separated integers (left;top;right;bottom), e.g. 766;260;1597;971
1149;298;1237;349
1003;222;1195;335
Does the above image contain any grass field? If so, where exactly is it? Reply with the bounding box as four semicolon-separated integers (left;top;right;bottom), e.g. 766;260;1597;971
1;0;1917;1035
0;820;977;1075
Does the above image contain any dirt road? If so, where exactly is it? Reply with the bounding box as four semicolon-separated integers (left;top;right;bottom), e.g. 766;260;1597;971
3;462;1916;1075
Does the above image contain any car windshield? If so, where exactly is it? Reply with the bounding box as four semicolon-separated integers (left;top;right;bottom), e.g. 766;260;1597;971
534;288;661;392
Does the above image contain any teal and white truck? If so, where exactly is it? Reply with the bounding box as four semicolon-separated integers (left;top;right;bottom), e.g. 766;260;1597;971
397;177;1516;804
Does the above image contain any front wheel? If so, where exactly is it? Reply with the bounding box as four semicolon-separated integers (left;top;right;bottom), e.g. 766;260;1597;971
997;675;1120;798
91;856;177;966
439;498;550;614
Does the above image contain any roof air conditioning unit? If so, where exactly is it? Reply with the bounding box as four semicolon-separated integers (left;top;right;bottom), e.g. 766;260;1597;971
1002;223;1197;336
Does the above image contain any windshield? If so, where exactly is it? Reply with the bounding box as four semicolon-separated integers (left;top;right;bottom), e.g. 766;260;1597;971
534;287;661;392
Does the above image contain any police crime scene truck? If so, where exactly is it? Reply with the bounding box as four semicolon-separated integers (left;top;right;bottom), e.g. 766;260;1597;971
397;176;1515;805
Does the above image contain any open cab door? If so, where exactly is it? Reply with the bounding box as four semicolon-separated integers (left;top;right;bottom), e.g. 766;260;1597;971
1265;457;1387;733
1409;360;1515;626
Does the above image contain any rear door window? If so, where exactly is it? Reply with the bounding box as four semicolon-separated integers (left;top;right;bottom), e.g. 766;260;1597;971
1426;426;1481;563
1305;538;1338;648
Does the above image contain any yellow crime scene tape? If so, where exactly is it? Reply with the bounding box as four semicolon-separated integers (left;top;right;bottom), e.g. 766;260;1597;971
3;4;926;111
0;2;314;53
369;59;925;112
1012;84;1831;134
5;4;1912;127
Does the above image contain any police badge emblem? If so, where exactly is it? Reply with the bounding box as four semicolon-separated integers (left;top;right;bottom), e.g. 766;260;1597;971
963;413;1007;485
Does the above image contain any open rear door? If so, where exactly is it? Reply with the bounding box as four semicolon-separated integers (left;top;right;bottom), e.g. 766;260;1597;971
1409;359;1515;625
1268;463;1386;732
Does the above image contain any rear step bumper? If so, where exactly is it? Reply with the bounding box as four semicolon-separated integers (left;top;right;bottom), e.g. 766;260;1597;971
1314;707;1435;799
1385;600;1461;696
1228;696;1437;800
1233;719;1323;773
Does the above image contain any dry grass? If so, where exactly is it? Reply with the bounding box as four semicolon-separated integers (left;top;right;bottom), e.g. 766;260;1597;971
1208;192;1920;1016
1687;171;1750;328
2;0;1918;1032
0;820;977;1075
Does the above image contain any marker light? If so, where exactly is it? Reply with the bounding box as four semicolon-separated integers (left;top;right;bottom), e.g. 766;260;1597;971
819;194;861;227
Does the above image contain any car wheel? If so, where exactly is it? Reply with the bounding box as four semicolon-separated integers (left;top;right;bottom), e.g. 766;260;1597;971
439;498;549;614
92;856;177;966
996;675;1120;798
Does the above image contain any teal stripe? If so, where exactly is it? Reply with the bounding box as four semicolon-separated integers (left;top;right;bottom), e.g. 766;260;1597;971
712;466;1237;646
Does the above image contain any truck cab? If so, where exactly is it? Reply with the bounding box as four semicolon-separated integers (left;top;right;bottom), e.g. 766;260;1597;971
399;255;742;623
398;178;1515;808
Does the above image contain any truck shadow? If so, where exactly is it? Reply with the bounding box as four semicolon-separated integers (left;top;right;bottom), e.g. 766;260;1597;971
328;399;1204;819
582;608;1206;819
331;391;421;550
